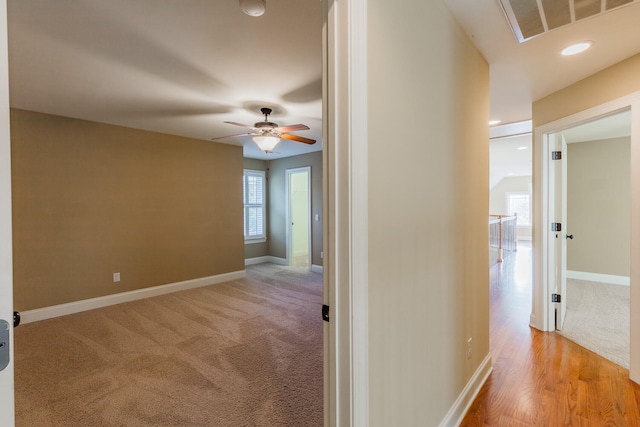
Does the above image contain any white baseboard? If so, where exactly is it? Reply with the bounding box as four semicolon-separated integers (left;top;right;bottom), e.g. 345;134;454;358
269;256;288;266
20;270;246;324
439;353;492;427
245;256;271;266
566;270;630;286
244;256;288;266
311;264;324;274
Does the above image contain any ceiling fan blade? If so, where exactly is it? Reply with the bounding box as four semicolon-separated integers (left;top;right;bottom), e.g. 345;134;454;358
223;121;257;130
280;133;316;145
211;132;256;141
274;124;310;132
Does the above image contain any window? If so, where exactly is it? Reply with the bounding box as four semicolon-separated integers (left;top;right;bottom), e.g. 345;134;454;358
506;192;531;226
243;170;266;242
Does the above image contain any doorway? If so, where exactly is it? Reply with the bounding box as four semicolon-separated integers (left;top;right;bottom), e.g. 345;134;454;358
533;92;640;383
551;111;631;368
286;167;311;269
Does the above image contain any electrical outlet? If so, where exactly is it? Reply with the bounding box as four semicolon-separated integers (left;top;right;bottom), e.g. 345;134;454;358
113;272;120;282
467;337;473;359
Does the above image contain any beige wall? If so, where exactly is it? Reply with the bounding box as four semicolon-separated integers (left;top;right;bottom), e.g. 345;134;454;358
267;151;323;267
243;158;269;260
11;109;244;311
367;0;490;424
567;137;630;276
533;53;640;127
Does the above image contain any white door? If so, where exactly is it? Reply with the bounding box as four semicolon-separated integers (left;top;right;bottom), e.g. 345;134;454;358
286;167;311;269
549;133;568;330
0;1;15;424
559;136;568;330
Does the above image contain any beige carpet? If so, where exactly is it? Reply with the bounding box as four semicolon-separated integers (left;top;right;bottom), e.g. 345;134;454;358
14;263;323;426
558;279;629;369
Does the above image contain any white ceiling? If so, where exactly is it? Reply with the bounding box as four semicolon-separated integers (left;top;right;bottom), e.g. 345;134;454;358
490;108;632;188
7;0;323;160
560;109;631;143
445;0;640;125
7;1;640;160
490;133;532;188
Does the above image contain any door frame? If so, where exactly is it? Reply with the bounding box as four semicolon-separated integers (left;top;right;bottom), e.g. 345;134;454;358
323;0;369;425
532;91;640;383
285;167;312;269
0;0;14;424
0;0;371;424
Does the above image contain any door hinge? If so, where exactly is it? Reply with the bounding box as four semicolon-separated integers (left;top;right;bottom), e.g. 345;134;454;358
322;304;330;322
552;293;561;303
552;151;562;160
551;222;562;232
0;319;9;372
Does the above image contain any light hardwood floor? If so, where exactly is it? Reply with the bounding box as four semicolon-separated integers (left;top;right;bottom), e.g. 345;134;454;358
461;243;640;426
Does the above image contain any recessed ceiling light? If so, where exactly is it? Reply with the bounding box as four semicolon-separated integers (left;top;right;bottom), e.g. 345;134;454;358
489;120;501;126
517;146;528;150
561;41;592;56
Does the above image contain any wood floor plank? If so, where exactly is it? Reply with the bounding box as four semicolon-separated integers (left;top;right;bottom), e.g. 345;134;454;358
461;243;640;426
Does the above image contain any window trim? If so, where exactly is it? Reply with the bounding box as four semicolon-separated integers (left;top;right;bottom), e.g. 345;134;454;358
243;169;266;243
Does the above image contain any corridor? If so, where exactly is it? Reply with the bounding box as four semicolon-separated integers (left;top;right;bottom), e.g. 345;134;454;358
462;243;640;425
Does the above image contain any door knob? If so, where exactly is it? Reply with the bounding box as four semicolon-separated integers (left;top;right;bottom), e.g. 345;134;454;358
566;234;574;240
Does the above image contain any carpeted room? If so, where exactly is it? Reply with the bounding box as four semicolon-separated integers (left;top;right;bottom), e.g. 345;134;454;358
10;110;324;426
14;264;323;426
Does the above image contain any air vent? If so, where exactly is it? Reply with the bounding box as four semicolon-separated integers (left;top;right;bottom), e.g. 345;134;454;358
500;0;638;42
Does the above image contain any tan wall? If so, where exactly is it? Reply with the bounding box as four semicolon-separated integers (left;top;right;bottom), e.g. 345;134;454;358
367;0;490;424
267;151;323;267
567;137;630;276
11;109;244;311
533;53;640;127
243;158;269;260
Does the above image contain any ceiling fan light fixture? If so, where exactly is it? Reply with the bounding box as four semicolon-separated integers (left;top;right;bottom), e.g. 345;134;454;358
253;135;280;152
239;0;266;17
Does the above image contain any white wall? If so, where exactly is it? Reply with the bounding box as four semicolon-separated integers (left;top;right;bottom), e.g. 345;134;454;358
367;0;490;424
490;176;532;240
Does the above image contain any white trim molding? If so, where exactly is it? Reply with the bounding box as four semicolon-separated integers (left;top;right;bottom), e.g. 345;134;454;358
439;354;493;427
311;264;324;274
245;256;271;266
20;270;246;324
324;0;369;424
244;256;287;266
269;256;288;266
566;270;630;286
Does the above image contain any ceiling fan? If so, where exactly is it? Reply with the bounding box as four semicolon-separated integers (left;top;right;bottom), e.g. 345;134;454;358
212;107;316;153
